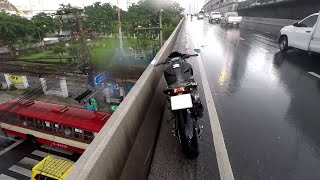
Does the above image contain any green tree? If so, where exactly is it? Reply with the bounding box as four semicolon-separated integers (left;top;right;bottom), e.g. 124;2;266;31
0;12;33;54
31;12;60;40
84;2;118;35
124;0;184;39
57;4;77;31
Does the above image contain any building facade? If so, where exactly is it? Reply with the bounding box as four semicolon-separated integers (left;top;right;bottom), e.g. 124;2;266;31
0;0;18;14
203;0;238;14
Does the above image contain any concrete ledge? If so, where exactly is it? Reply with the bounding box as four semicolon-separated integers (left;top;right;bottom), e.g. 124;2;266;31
65;18;185;180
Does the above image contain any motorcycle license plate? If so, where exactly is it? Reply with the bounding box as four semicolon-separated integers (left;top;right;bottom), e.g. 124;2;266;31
171;94;193;110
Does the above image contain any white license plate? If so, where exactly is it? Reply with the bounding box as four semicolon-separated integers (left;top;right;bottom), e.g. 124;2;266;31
171;94;193;110
233;22;237;25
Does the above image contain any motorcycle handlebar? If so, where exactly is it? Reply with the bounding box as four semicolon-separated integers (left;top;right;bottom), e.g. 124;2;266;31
154;54;198;67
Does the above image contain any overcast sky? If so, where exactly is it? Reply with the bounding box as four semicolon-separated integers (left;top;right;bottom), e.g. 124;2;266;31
9;0;189;11
9;0;137;10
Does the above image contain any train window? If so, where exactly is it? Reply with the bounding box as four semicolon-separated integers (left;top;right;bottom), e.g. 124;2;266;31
44;121;52;132
84;130;94;142
18;115;25;124
64;126;72;136
7;113;17;123
74;128;83;139
35;119;43;129
53;124;62;134
26;117;34;127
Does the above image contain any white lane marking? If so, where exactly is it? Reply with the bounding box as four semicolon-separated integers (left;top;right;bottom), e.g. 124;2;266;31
186;25;234;179
0;139;24;156
308;72;320;78
196;53;235;180
0;174;17;180
259;47;270;53
8;165;32;177
249;27;255;30
41;144;73;155
19;157;39;167
240;37;245;41
31;150;47;158
0;135;17;141
266;31;271;34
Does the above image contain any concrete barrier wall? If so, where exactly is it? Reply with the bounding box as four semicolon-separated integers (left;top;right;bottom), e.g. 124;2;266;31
65;18;185;180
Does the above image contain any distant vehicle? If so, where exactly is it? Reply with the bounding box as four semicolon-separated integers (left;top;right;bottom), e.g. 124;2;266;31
198;13;204;19
209;12;222;23
0;99;111;153
279;12;320;53
205;13;209;17
220;12;242;27
31;155;74;180
197;11;204;20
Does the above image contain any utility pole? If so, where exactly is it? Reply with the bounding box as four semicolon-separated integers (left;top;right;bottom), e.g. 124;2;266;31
117;0;123;51
135;10;164;48
159;9;163;47
74;8;92;71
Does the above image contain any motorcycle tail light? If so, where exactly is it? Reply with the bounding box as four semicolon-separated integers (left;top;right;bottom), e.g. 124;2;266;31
173;87;185;94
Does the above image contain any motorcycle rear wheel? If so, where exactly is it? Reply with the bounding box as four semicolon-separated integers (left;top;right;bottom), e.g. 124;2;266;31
177;110;199;159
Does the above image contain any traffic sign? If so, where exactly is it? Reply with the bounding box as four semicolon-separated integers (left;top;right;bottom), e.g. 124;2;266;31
94;72;107;85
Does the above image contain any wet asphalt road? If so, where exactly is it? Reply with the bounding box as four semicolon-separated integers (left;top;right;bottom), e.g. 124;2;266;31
150;18;320;180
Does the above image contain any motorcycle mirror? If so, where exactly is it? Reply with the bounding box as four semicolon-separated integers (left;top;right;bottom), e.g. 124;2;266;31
194;49;201;54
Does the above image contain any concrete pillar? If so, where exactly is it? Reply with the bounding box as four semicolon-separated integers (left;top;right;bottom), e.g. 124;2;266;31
39;78;48;94
4;74;11;88
60;78;69;98
120;86;125;97
104;87;111;103
21;75;29;89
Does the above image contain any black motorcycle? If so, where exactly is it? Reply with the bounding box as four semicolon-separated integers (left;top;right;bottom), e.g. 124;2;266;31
155;52;203;159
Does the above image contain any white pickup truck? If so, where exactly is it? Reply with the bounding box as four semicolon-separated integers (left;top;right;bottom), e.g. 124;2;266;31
279;12;320;53
220;12;242;27
209;12;222;24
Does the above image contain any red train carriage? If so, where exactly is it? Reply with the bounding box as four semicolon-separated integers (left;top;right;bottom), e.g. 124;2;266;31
0;99;111;153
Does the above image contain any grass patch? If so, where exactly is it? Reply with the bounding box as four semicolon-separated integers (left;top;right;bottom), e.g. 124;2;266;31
19;51;53;59
8;88;26;95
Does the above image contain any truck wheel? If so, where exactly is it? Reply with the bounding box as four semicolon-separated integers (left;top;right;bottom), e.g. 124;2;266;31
26;134;39;145
279;36;289;52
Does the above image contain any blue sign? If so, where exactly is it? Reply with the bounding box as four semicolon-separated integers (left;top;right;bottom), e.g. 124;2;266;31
94;72;107;85
88;74;95;87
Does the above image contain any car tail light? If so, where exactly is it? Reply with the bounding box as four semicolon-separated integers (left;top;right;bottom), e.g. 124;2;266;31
173;87;185;94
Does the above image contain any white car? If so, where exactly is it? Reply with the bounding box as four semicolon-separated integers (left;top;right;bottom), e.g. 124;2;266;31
220;12;242;27
198;14;204;19
209;12;222;23
279;12;320;53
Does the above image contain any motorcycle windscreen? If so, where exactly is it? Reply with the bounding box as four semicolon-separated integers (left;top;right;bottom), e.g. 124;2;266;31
171;94;193;110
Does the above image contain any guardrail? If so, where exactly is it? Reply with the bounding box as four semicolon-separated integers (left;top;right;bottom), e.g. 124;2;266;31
65;18;185;180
